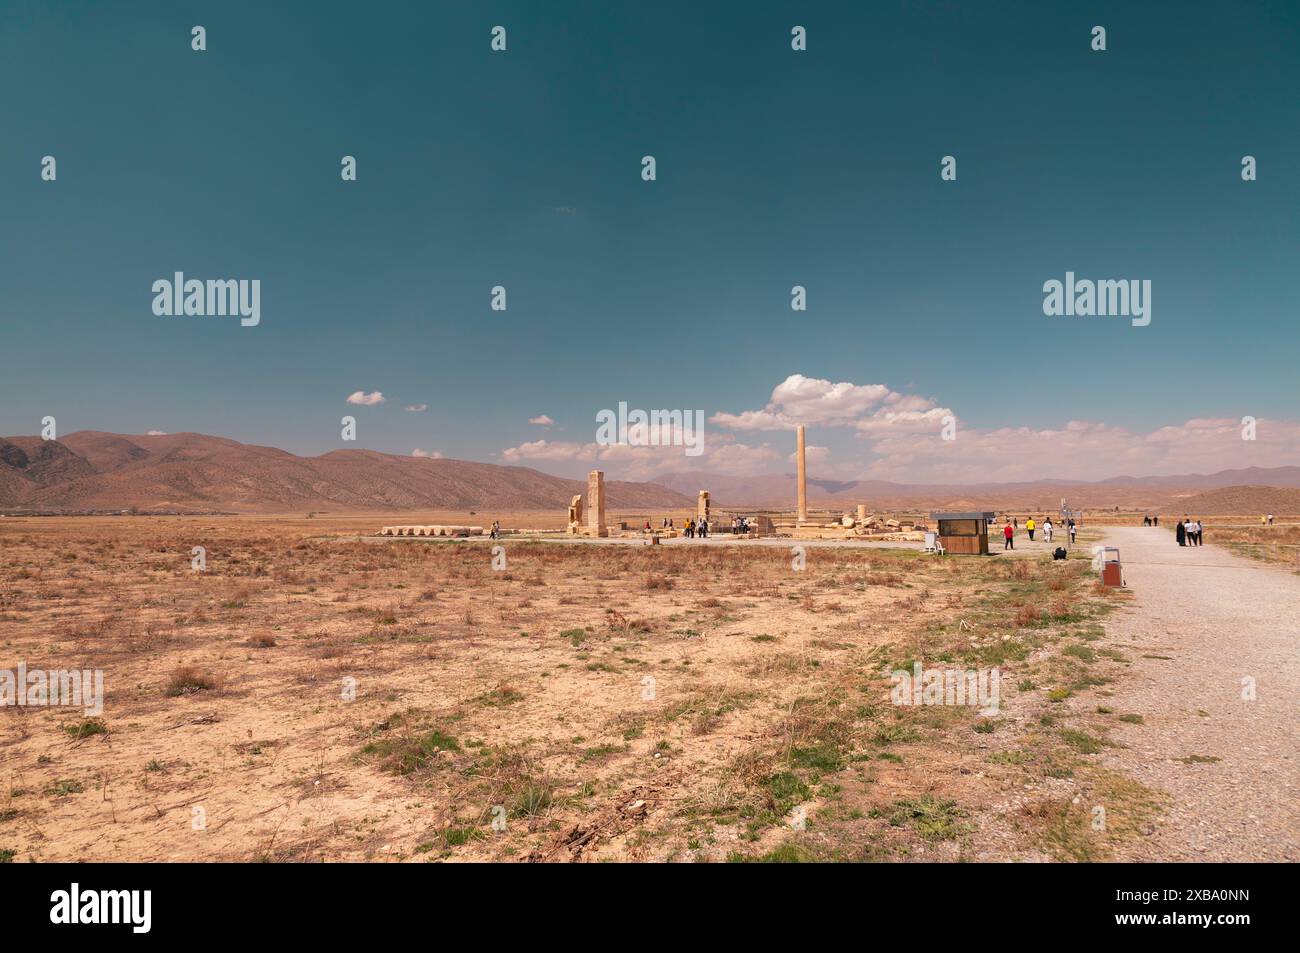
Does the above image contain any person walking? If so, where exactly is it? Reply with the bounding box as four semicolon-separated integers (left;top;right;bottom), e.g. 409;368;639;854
1043;518;1054;543
1069;520;1077;545
1003;520;1014;550
1176;519;1186;546
700;517;709;539
1026;517;1036;541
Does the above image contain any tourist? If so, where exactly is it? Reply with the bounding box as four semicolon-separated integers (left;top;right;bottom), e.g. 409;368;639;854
1193;518;1204;546
685;518;694;539
1068;520;1077;544
489;520;500;540
1043;518;1054;542
699;517;709;539
1176;519;1186;546
1152;515;1158;527
1026;516;1036;541
1003;520;1014;550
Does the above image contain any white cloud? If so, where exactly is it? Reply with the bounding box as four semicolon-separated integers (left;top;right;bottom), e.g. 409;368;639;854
405;403;428;413
145;430;167;436
347;391;385;406
711;373;950;435
411;448;443;459
529;414;555;426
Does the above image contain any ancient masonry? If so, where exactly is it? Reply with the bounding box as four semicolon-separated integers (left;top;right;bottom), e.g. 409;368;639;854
697;490;710;522
586;469;608;537
379;525;483;537
567;494;584;534
796;424;808;524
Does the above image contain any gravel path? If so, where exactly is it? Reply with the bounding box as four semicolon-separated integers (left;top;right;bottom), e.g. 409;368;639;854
1096;526;1299;861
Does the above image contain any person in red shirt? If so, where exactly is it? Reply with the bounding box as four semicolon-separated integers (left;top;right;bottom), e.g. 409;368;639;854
1003;520;1014;550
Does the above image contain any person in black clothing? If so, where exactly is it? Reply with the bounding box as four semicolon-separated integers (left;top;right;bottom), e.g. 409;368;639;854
1175;520;1186;546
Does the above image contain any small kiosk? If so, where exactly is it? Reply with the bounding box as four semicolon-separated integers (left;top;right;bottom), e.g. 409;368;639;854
930;511;997;555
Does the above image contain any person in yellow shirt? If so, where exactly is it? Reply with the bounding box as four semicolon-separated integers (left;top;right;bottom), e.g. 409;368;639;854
1026;517;1036;541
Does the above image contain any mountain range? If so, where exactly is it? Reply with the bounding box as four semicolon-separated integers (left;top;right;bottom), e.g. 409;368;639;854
2;431;1298;515
0;431;691;514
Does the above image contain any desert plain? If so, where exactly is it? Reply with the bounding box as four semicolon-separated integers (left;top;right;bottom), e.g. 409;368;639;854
3;510;1294;862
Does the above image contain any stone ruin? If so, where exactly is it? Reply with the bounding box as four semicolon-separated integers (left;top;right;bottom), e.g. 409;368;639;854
567;494;583;535
585;470;608;537
379;524;483;537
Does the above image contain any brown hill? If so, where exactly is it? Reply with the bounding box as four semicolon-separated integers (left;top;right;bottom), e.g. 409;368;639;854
0;431;692;514
655;467;1300;512
1172;485;1300;516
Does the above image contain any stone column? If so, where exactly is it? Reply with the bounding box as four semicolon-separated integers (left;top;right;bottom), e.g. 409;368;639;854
587;470;608;537
857;503;867;522
796;425;808;523
697;490;710;522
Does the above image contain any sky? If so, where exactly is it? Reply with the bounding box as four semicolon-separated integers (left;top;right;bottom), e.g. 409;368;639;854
2;1;1297;484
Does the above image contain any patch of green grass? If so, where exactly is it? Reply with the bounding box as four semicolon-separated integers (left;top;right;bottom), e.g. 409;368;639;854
728;841;817;863
362;728;461;775
579;743;628;762
62;718;108;739
508;780;554;818
1063;643;1096;662
1118;713;1144;724
47;779;84;797
762;772;811;815
0;849;14;863
560;628;587;646
884;795;968;841
475;686;523;707
1060;729;1104;754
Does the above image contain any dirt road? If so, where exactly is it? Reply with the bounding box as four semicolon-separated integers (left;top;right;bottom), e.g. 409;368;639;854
1095;526;1299;861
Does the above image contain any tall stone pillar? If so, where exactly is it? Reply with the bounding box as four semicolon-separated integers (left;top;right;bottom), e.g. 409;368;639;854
796;425;808;524
857;503;867;522
697;490;710;522
587;470;608;537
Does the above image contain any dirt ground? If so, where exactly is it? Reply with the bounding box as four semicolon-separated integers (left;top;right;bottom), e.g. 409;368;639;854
1094;526;1300;861
0;514;1176;862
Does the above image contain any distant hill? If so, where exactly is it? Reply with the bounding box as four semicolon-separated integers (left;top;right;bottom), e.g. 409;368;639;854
1174;485;1300;515
0;431;692;514
655;466;1300;512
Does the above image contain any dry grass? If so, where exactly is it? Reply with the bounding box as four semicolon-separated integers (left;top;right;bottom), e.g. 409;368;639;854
0;514;1139;862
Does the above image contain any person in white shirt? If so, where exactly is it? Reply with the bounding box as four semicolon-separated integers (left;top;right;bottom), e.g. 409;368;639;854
1043;518;1054;542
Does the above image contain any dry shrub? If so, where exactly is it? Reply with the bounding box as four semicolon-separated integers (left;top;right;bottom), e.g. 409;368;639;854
164;665;217;697
1014;605;1041;628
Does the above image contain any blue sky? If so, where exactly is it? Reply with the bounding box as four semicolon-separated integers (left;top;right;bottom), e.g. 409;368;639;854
2;1;1297;482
